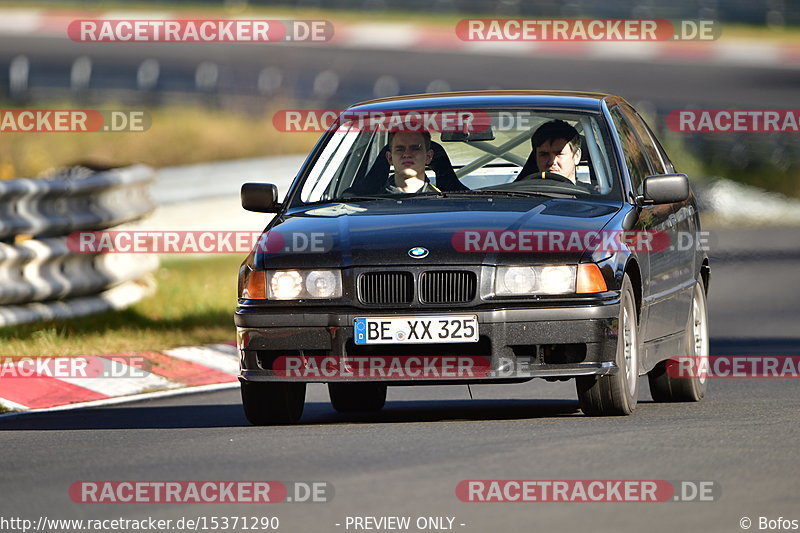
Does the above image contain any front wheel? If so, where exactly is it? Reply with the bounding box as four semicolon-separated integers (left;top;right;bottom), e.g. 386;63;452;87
241;381;306;425
648;277;709;402
576;274;640;416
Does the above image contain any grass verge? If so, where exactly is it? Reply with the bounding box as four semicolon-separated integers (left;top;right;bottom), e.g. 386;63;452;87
0;101;320;179
0;255;244;357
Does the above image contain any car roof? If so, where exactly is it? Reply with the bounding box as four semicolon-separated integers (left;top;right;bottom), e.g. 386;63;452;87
347;90;628;113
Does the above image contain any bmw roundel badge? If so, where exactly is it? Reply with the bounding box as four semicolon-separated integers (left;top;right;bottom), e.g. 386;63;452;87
408;247;429;259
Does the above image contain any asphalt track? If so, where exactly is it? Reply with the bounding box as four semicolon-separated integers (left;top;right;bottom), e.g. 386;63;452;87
1;226;798;532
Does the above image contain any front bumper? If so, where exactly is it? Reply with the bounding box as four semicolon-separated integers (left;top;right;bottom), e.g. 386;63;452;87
235;299;621;383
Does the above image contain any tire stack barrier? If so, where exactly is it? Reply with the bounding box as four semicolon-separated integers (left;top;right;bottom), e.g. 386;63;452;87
0;165;158;328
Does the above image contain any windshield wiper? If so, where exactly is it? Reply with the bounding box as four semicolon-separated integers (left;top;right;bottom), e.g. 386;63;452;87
340;190;447;201
441;189;575;199
336;195;400;202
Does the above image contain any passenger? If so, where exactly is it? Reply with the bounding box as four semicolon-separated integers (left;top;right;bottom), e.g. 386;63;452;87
530;120;582;184
384;131;442;194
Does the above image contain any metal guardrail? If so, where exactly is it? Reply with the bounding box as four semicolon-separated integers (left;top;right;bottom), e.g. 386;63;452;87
0;165;155;239
0;165;158;327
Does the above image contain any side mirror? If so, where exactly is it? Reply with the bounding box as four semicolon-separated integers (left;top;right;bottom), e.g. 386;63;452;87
639;174;689;205
241;183;280;213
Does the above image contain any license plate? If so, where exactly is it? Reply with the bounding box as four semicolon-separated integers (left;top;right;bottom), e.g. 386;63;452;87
354;315;479;345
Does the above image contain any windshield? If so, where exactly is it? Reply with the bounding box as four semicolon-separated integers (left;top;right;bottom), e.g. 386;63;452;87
294;108;622;206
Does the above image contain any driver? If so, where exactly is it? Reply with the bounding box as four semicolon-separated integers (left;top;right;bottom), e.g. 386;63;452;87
384;131;442;194
530;120;582;184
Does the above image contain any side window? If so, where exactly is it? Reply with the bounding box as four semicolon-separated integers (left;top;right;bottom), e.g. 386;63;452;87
644;121;677;174
620;105;668;175
610;106;651;195
300;129;360;202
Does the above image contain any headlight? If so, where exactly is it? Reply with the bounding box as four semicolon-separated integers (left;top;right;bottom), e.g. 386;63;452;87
266;269;342;300
269;270;303;299
495;265;577;295
539;266;576;294
305;270;339;298
499;267;537;294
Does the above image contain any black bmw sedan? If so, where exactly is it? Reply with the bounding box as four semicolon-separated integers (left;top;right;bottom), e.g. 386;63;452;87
235;91;710;424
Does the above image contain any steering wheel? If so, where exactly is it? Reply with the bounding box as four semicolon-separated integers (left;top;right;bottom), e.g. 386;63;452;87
519;171;575;183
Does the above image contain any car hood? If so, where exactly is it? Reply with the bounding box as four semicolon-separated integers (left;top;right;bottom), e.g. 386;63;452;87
254;197;621;269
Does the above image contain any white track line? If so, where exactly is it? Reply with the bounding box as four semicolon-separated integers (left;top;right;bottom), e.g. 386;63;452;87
163;345;240;375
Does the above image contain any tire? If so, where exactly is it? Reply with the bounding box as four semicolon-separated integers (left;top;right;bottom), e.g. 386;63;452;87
648;277;709;402
576;274;640;416
241;381;306;425
328;382;387;413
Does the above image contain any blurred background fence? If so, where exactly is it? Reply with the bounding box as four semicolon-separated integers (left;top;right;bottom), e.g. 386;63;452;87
70;0;800;25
